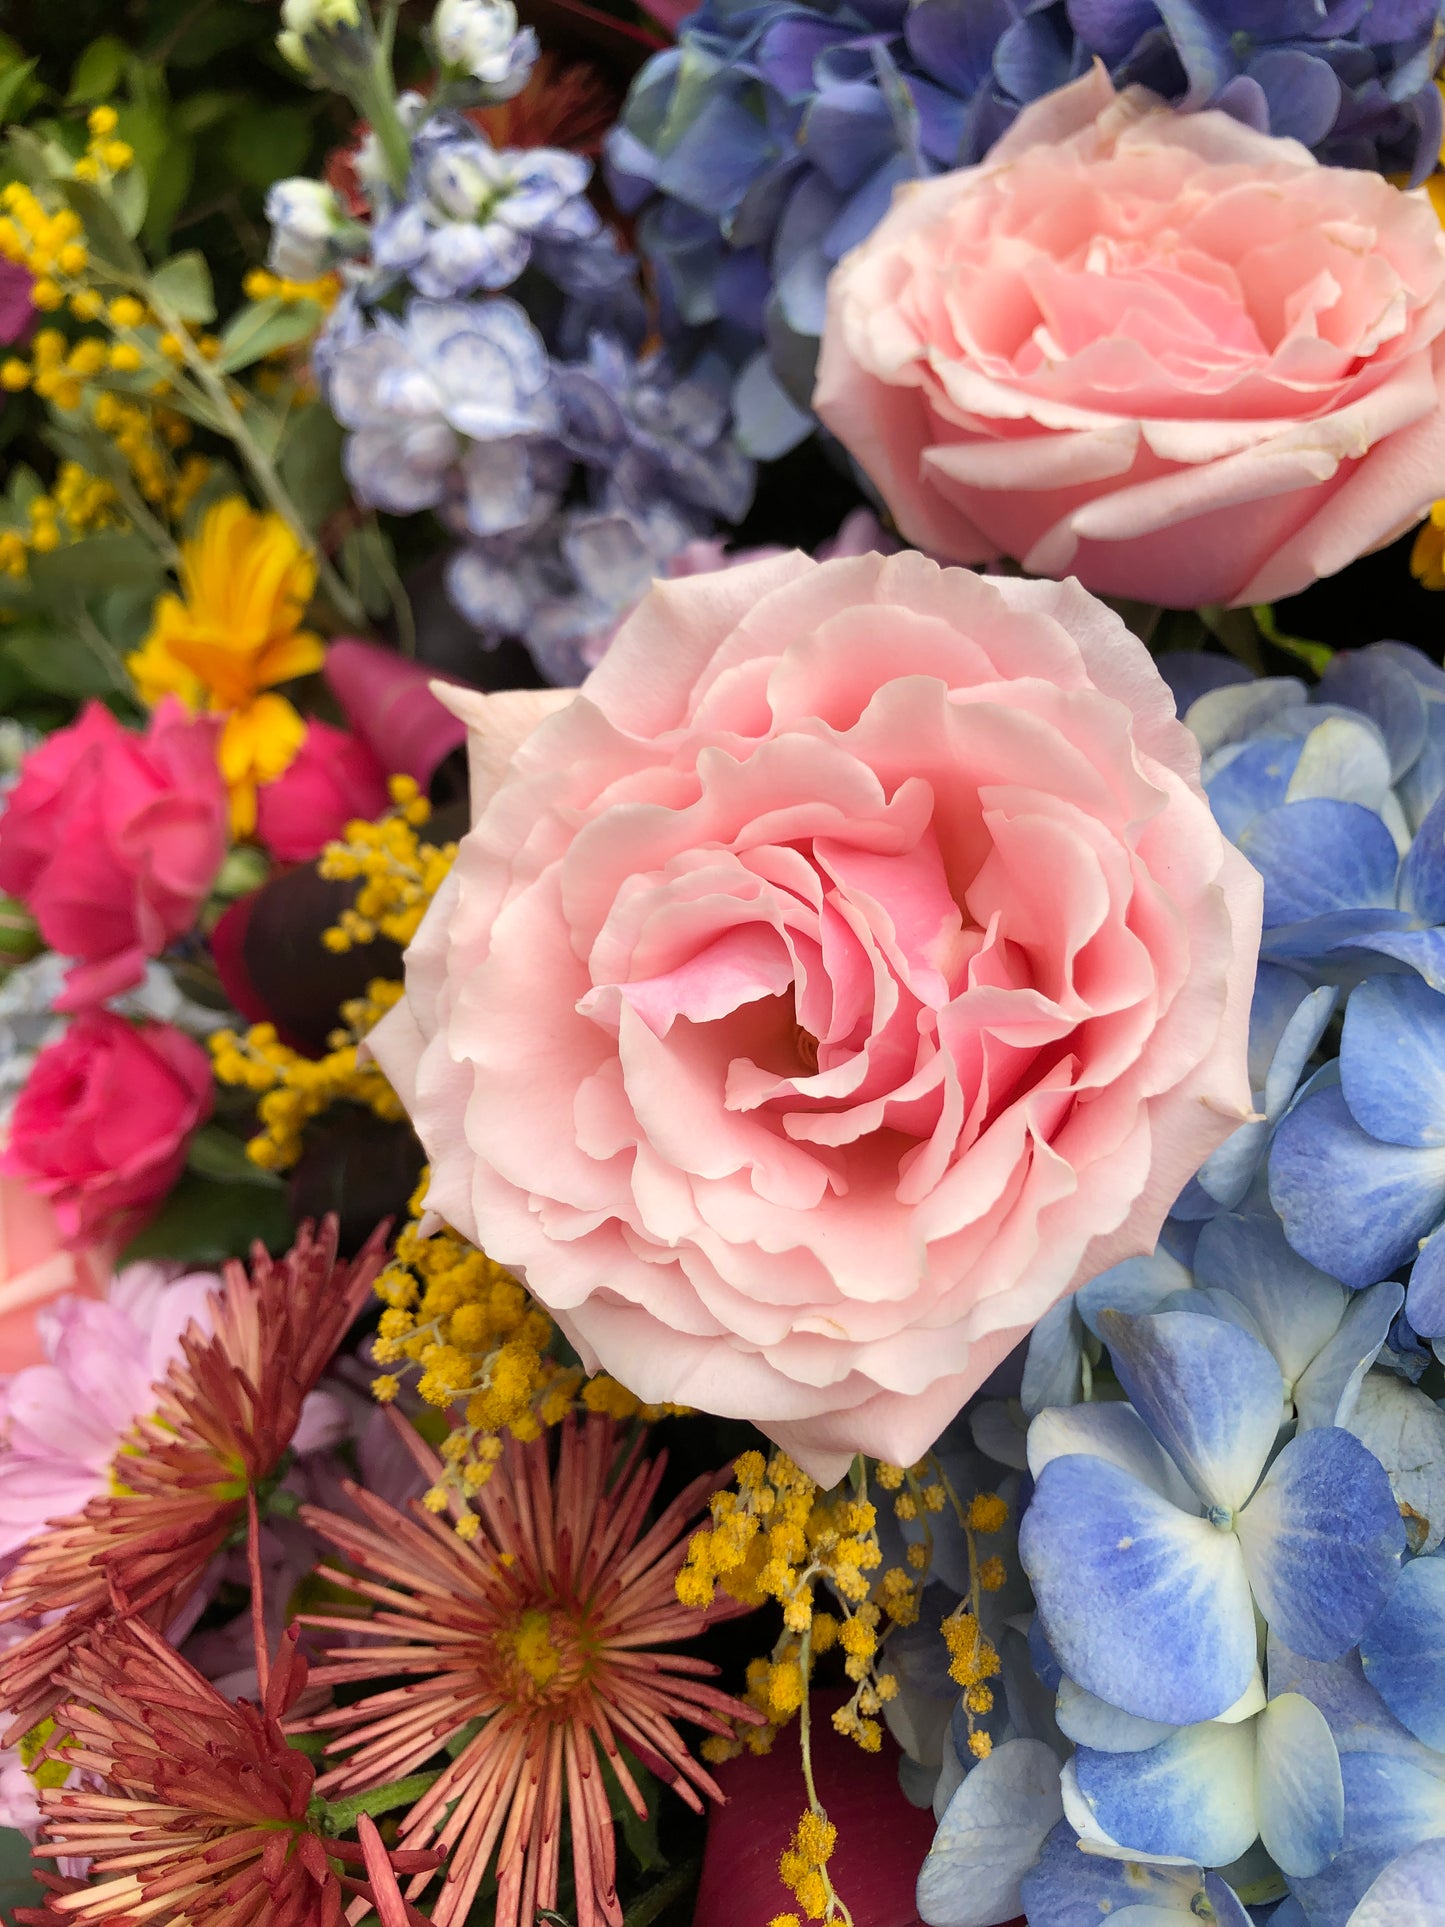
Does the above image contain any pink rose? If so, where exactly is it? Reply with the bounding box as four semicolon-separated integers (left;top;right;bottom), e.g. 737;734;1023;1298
814;69;1445;611
0;699;228;1012
254;719;390;863
371;552;1259;1481
1;1013;213;1244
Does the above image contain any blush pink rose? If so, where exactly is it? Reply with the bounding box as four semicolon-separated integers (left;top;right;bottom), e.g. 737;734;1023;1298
1;1013;213;1245
370;552;1260;1482
814;69;1445;611
0;698;229;1012
254;719;391;864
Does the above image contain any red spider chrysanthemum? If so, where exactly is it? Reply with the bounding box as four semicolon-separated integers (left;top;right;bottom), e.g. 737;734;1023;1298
0;1219;386;1734
298;1412;758;1927
16;1617;438;1926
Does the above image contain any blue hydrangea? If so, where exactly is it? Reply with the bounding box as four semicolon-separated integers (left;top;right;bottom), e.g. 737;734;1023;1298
609;0;1445;455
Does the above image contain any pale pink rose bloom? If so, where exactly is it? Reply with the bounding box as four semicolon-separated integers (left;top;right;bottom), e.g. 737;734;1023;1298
814;68;1445;610
370;552;1260;1482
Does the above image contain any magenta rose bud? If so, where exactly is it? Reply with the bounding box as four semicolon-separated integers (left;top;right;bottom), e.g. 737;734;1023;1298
370;552;1261;1483
815;69;1445;611
0;698;229;1012
254;719;391;864
1;1013;214;1245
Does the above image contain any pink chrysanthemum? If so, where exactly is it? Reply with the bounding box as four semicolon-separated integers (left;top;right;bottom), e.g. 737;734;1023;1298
299;1413;757;1927
0;1220;385;1733
17;1618;437;1926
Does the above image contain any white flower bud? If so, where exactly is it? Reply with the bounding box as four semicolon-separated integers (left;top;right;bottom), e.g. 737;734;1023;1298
431;0;534;95
265;179;346;281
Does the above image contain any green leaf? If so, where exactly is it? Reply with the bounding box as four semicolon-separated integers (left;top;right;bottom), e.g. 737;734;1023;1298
0;57;39;126
0;1826;44;1910
2;617;120;698
151;249;216;324
142;135;195;254
216;297;323;373
66;34;128;105
277;400;349;532
169;1;270;68
110;158;150;239
219;103;314;191
120;1171;295;1266
60;178;146;275
114;101;169;184
4;126;58;189
339;519;398;621
172;90;245;138
187;1123;284;1189
27;531;165;604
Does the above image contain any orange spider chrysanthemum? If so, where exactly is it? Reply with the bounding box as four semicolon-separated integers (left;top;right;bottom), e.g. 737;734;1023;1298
127;497;326;836
0;1219;386;1735
17;1618;438;1927
299;1412;759;1927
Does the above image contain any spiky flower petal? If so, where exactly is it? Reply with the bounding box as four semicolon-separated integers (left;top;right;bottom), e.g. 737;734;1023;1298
17;1618;437;1926
0;1220;386;1734
300;1412;757;1927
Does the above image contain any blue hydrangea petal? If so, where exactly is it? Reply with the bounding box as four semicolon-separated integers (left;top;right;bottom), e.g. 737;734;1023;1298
1262;983;1338;1122
1072;1720;1259;1867
1019;1294;1083;1419
1348;924;1445;994
1246;963;1325;1091
1348;1840;1445;1925
1192;1212;1346;1395
915;1738;1064;1927
1397;789;1445;925
1095;1310;1283;1513
1076;1252;1193;1334
1270;1085;1445;1287
1054;1676;1177;1754
1359;1555;1445;1751
1284;716;1394;816
1204;736;1303;842
1338;1748;1445;1866
1255;1692;1345;1877
1319;648;1429;783
1188;676;1307;758
1294;1282;1403;1431
1344;1371;1445;1557
1236;1427;1404;1660
1156;649;1252;716
1020;1453;1257;1725
1247;47;1344;143
1025;1400;1199;1512
1407;1227;1445;1339
1018;1822;1250;1927
1342;974;1445;1149
1238;799;1399;928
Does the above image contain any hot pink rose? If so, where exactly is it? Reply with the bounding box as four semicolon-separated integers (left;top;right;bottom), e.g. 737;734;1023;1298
1;1013;213;1244
254;719;390;864
0;699;228;1012
371;552;1259;1480
814;69;1445;610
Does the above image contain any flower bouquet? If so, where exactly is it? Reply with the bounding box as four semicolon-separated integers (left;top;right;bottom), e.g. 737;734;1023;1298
0;2;1443;1923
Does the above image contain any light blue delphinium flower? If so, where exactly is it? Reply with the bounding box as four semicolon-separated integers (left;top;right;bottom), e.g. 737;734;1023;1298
325;296;564;536
264;178;362;281
1018;1310;1403;1728
373;129;602;299
1271;971;1445;1350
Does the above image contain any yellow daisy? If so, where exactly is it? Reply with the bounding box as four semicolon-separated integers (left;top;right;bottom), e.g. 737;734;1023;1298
129;497;326;835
